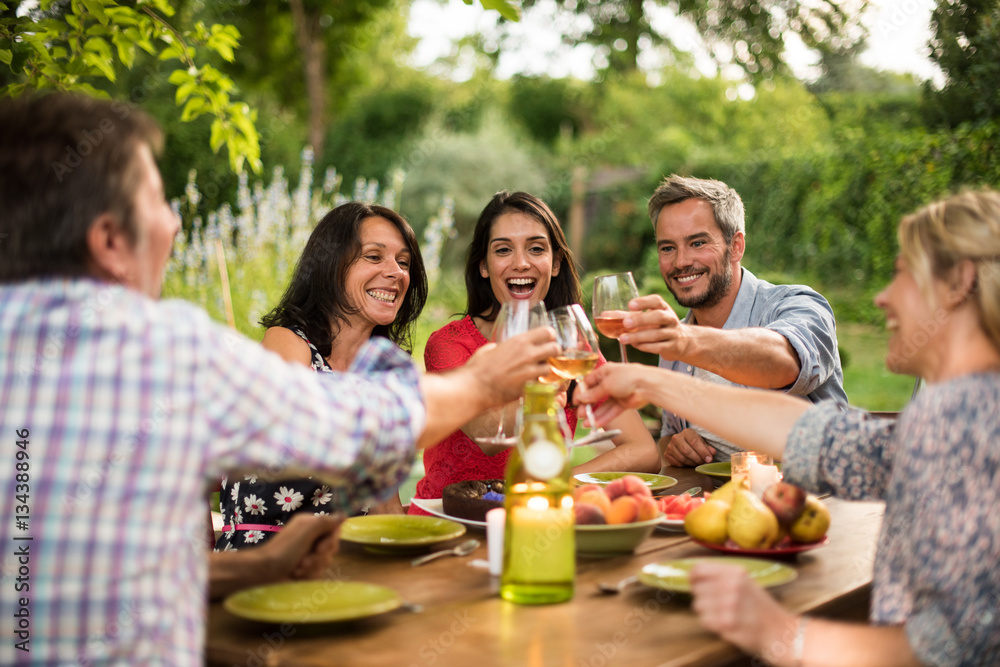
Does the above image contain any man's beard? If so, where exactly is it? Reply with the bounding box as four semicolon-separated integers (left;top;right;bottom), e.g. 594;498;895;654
668;247;733;309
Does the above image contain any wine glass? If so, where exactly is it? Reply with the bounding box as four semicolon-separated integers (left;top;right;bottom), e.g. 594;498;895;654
593;272;640;362
547;304;622;447
474;300;548;447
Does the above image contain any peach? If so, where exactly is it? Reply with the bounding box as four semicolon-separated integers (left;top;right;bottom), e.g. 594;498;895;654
577;487;612;515
607;475;653;501
606;495;639;524
575;502;607;525
573;483;604;502
636;496;659;522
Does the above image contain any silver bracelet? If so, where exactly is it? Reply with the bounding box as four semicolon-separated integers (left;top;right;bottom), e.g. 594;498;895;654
792;616;809;667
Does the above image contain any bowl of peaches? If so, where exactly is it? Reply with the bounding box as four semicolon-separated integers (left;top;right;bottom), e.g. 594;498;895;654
573;475;664;557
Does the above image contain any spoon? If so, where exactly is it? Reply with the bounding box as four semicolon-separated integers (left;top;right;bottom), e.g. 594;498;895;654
682;486;702;497
410;539;480;567
596;575;639;595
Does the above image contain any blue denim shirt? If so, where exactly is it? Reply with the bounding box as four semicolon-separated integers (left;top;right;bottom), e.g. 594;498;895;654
659;268;847;460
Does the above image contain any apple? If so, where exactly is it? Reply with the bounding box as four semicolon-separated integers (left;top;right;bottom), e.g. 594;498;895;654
762;481;807;526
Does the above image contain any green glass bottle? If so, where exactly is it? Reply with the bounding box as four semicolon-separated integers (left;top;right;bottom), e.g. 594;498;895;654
500;381;574;604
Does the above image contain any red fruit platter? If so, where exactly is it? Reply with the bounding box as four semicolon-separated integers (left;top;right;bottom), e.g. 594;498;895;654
691;536;830;557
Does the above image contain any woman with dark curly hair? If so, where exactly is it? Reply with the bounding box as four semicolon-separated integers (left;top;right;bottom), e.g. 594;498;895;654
216;201;427;549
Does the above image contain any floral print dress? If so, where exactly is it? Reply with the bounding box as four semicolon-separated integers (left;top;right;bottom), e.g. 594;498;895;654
214;327;337;551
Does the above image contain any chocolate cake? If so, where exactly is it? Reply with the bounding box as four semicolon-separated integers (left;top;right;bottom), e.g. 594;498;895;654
441;479;505;523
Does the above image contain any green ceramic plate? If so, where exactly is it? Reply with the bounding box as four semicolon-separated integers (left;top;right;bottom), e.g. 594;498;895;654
340;515;466;552
574;472;678;493
694;462;733;479
637;557;797;593
694;462;782;480
224;581;401;623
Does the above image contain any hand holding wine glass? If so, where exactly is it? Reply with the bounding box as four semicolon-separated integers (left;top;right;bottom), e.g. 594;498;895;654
593;272;640;363
474;300;548;447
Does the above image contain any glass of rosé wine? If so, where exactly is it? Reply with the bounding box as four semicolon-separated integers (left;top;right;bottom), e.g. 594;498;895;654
592;272;639;362
547;304;621;446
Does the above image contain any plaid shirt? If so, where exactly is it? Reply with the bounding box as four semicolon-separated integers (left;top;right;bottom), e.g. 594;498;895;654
0;279;424;665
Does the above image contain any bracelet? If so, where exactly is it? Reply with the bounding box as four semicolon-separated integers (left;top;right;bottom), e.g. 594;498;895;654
792;616;809;667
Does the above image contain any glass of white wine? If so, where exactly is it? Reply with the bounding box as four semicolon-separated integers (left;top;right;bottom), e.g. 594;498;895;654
547;304;621;447
474;300;548;447
593;272;640;362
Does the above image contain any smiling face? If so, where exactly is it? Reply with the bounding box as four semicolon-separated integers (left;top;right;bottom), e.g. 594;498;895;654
655;198;742;310
479;212;561;308
874;255;944;377
345;216;412;332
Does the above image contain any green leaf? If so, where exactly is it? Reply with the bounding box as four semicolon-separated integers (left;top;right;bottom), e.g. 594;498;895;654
167;68;191;85
174;80;197;104
83;51;116;82
209;118;225;152
479;0;520;21
112;33;135;69
180;96;207;121
0;49;11;66
141;0;175;18
80;0;110;26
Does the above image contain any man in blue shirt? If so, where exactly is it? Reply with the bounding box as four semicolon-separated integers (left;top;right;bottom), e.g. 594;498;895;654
619;175;847;468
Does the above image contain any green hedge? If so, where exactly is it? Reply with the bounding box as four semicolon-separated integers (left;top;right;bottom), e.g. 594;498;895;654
595;120;1000;324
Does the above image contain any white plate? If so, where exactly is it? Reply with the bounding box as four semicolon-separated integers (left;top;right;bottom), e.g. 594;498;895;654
409;498;487;529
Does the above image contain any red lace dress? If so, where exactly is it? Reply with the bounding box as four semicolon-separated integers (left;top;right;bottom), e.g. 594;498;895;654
409;315;580;514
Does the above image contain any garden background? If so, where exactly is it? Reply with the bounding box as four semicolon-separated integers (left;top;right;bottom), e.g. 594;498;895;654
4;1;998;447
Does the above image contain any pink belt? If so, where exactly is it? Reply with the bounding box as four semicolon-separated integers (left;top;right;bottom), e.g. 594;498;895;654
221;523;283;533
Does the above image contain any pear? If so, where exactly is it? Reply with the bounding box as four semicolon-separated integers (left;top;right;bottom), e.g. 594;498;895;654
727;489;780;549
684;498;731;544
789;494;831;543
708;474;749;507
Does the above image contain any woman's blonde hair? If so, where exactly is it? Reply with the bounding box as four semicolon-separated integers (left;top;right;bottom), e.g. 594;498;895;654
898;189;1000;350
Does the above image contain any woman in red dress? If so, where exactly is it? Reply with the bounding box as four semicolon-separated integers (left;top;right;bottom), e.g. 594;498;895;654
410;191;658;511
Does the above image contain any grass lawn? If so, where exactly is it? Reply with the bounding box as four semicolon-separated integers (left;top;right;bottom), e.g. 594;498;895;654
838;322;916;412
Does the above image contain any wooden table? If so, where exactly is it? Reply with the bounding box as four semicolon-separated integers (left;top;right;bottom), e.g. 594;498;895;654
205;468;885;667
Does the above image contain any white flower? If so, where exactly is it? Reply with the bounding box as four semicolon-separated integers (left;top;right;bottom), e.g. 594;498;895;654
230;481;240;502
223;542;235;551
233;507;243;524
244;530;264;544
221;476;228;490
244;473;258;484
312;486;333;506
314;511;329;517
274;487;304;512
244;494;266;516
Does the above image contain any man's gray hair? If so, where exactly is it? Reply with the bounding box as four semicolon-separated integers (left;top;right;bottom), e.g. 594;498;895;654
647;174;745;244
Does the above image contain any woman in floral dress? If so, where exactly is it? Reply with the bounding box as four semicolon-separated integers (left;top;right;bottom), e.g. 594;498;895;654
216;201;427;549
578;190;1000;666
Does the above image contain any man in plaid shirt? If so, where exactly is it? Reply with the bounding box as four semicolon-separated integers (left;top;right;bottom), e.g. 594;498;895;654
0;93;557;665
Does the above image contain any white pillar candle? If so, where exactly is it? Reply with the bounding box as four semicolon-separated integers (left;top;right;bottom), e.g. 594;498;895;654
749;459;780;497
486;507;506;576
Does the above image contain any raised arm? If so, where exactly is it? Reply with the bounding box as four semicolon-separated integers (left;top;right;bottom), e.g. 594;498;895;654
619;294;800;389
417;327;558;450
576;362;810;462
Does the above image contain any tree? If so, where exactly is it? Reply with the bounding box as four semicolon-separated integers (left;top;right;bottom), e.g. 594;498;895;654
1;0;261;173
925;0;1000;125
518;0;869;81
